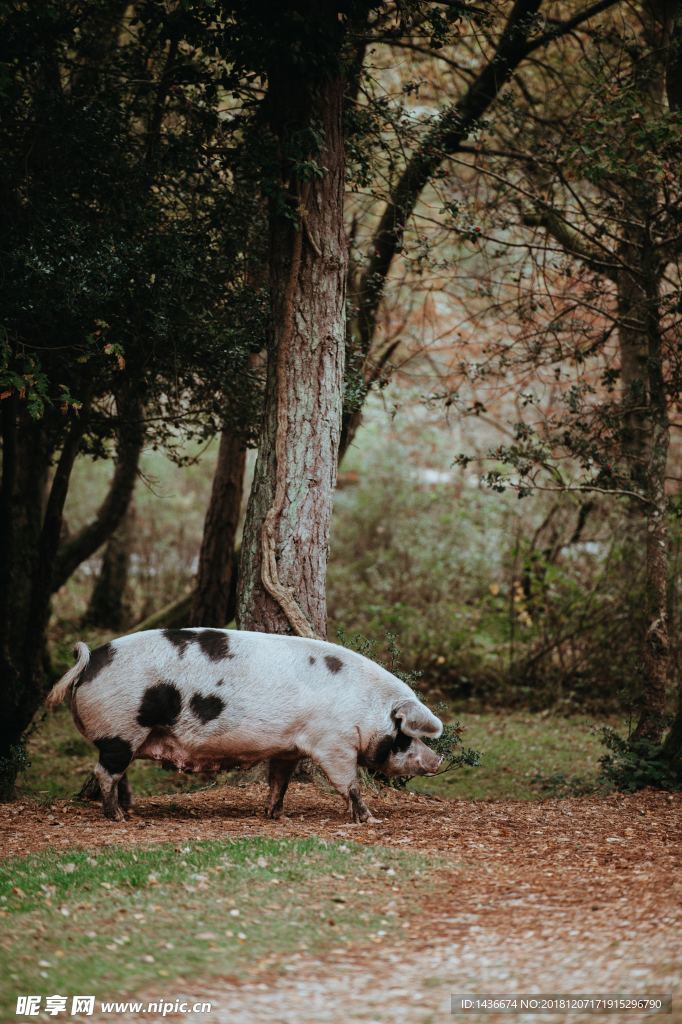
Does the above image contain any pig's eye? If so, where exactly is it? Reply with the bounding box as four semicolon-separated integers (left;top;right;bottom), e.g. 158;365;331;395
392;730;412;753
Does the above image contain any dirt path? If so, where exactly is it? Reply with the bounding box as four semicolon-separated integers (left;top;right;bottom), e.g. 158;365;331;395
2;786;681;1022
191;925;678;1024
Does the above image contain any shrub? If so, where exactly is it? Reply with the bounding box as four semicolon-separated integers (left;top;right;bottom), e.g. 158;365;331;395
599;727;682;792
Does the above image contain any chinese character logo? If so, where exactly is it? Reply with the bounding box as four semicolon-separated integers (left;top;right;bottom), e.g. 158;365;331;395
71;996;95;1015
45;995;68;1016
16;996;41;1016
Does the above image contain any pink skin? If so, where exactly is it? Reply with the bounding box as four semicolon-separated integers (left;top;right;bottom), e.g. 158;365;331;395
384;737;443;778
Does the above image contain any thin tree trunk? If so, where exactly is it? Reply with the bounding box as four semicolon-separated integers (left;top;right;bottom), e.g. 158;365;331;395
636;429;670;743
51;386;144;592
618;260;671;743
659;0;682;770
662;695;682;770
238;1;347;637
622;0;673;743
84;498;136;630
627;266;671;741
191;428;246;626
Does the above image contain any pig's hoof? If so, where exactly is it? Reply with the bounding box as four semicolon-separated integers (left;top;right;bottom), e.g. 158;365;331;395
265;805;283;820
103;806;126;822
350;808;381;825
77;774;101;802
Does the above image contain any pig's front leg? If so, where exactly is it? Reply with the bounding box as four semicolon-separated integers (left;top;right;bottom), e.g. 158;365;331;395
347;780;379;824
315;745;381;825
117;774;133;810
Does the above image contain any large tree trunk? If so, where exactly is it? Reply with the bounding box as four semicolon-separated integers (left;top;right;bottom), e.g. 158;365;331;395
237;2;348;638
0;403;86;799
84;498;136;631
191;427;246;626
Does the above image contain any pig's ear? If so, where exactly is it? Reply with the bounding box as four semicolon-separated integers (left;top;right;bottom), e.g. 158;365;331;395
393;700;443;739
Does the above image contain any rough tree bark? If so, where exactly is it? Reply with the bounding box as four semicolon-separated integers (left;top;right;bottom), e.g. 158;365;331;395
237;1;348;638
190;427;246;626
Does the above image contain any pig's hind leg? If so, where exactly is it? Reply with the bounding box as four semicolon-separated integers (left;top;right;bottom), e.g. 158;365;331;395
93;737;135;822
77;771;133;811
265;756;299;819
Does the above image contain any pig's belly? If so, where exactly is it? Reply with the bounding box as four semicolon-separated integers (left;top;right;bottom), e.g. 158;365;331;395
136;730;274;774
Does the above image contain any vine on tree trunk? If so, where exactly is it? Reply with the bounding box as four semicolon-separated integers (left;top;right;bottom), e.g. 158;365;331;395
259;184;317;640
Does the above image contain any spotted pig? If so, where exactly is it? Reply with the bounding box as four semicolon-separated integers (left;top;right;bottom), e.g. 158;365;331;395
46;628;443;823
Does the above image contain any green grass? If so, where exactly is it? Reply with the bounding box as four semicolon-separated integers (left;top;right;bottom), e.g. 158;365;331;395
409;711;616;800
0;837;432;1017
21;708;617;803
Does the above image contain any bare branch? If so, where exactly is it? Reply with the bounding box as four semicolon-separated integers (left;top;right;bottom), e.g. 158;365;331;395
508;482;652;504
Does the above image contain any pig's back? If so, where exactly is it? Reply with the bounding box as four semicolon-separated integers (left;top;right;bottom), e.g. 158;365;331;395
72;628;394;749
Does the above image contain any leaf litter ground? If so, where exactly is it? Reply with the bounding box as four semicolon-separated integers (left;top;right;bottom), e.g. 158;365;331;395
0;784;680;1022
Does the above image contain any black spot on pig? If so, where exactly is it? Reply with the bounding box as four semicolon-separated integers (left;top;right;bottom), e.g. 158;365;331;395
190;692;225;724
392;728;412;753
95;736;132;775
215;678;224;686
360;737;393;770
361;727;412;770
163;629;200;656
308;656;316;665
324;655;343;674
195;629;232;662
137;681;182;728
163;628;232;662
81;643;116;685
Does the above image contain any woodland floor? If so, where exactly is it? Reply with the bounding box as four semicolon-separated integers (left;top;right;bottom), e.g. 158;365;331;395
1;784;680;1023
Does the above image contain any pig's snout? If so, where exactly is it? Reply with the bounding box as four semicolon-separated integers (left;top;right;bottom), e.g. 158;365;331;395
420;752;444;776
